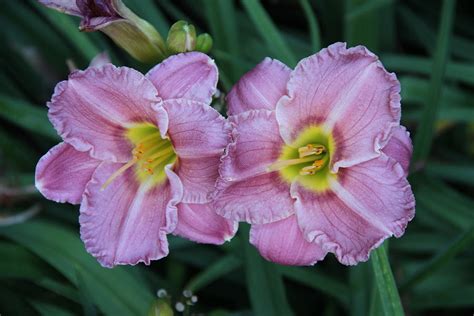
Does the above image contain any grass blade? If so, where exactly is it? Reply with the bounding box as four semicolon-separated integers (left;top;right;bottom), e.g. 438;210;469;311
278;266;350;306
32;1;100;61
0;94;58;140
370;245;404;316
186;255;241;292
241;225;293;316
400;227;474;291
0;220;154;316
241;0;297;67
412;0;457;165
298;0;321;52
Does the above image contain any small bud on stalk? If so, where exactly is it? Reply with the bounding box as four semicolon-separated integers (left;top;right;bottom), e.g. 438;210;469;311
195;33;213;53
166;20;197;54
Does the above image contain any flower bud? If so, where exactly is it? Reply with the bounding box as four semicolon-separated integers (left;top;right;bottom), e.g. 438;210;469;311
166;20;196;54
148;299;174;316
195;33;213;53
39;0;167;63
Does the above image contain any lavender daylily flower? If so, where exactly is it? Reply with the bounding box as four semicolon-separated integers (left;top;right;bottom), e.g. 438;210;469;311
213;43;415;266
35;52;237;267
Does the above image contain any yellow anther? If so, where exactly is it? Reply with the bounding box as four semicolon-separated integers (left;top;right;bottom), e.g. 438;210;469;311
300;165;317;175
299;159;325;176
313;159;324;169
298;144;325;158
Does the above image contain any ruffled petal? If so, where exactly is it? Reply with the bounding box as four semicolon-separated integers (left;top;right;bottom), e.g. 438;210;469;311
35;142;100;204
146;52;218;104
173;202;238;245
220;110;284;181
79;162;183;268
227;58;291;115
164;99;229;158
48;65;165;163
276;42;401;171
174;155;221;204
164;99;228;203
38;0;82;16
294;155;415;265
214;172;293;224
214;110;292;224
382;126;412;176
250;215;327;266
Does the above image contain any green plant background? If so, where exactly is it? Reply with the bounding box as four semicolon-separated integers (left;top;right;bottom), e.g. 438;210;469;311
0;0;473;315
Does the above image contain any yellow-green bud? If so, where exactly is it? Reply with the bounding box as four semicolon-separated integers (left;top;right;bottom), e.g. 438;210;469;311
100;1;167;63
39;0;167;63
148;299;174;316
195;33;213;53
166;20;196;54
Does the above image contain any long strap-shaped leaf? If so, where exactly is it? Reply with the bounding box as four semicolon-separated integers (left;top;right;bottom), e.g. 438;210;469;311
241;0;297;67
241;225;294;316
412;0;457;164
0;220;154;316
370;245;404;316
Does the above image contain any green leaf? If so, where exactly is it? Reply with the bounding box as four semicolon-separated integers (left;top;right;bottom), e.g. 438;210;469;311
32;1;100;61
204;0;242;81
0;220;154;316
0;242;52;280
425;162;474;186
412;0;457;164
186;255;241;292
241;0;297;67
0;94;58;140
400;227;474;291
29;301;75;316
382;54;474;86
413;176;474;230
298;0;321;52
349;263;371;316
124;0;169;36
370;245;404;316
278;266;350;306
240;225;294;316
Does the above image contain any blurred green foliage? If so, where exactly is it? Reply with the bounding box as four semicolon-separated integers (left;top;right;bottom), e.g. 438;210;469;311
0;0;473;315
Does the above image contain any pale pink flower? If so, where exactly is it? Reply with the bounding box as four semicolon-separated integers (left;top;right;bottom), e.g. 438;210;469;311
214;43;415;266
35;52;236;267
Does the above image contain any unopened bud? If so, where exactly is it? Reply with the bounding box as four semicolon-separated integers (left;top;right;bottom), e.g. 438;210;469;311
100;3;167;63
166;20;196;54
195;33;213;53
39;0;167;63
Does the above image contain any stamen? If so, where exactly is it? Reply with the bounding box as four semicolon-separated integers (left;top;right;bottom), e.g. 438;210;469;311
300;165;317;175
144;146;174;163
299;159;325;176
101;158;137;190
298;144;325;158
267;156;319;172
146;149;175;169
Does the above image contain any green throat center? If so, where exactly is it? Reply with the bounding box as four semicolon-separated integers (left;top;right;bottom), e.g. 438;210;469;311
101;123;177;190
272;125;336;192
